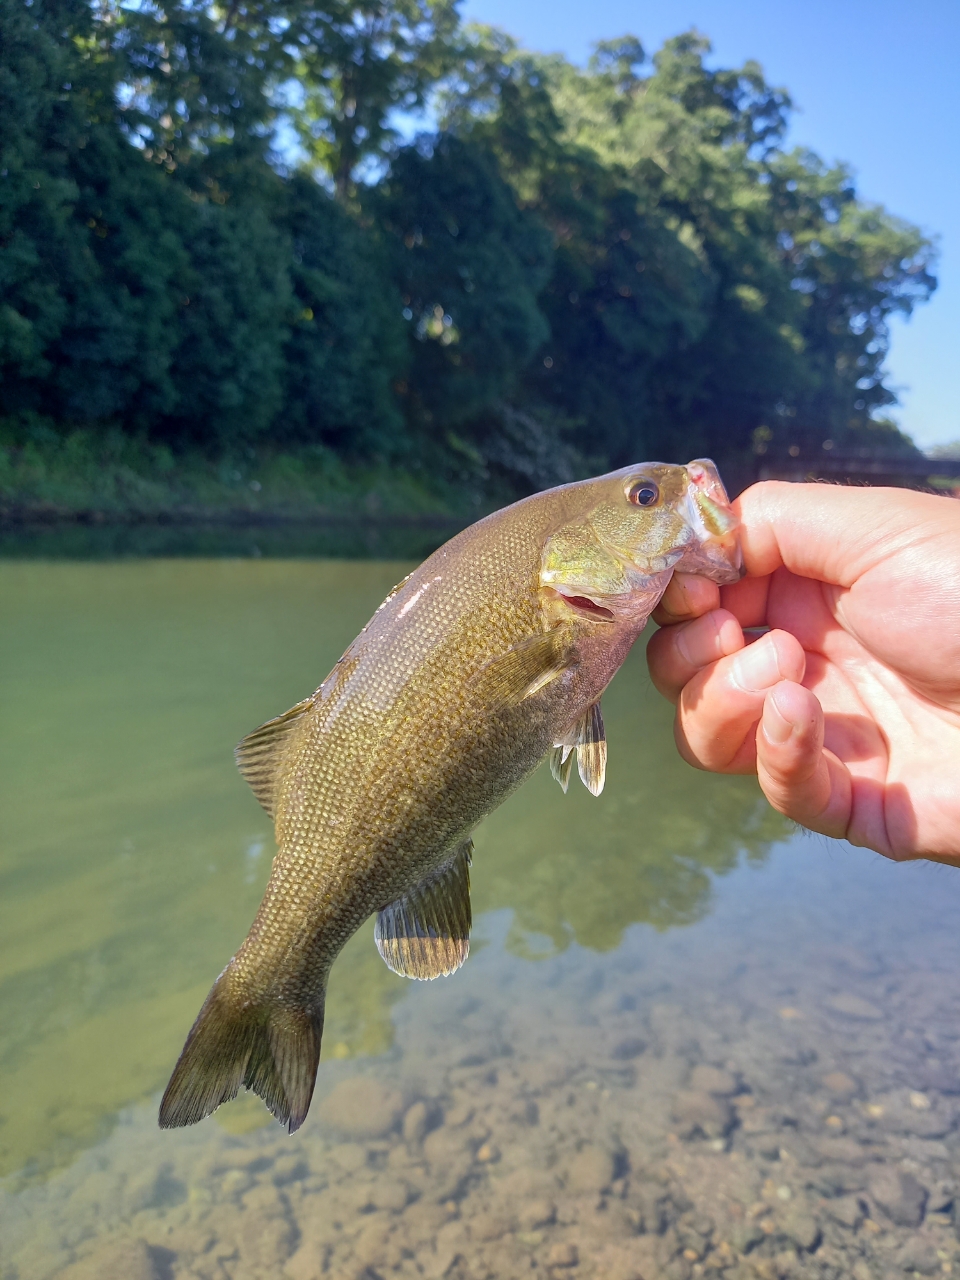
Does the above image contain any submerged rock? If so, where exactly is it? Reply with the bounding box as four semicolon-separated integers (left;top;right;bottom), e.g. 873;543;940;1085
821;1070;858;1098
689;1065;738;1096
60;1238;159;1280
317;1077;405;1140
671;1090;734;1140
869;1167;928;1227
564;1145;615;1194
825;993;884;1021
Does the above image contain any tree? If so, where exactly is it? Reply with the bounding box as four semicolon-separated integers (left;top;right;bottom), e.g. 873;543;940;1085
441;27;936;473
1;0;937;488
109;0;286;172
374;133;552;477
0;0;190;429
278;171;408;456
289;0;460;197
763;149;935;456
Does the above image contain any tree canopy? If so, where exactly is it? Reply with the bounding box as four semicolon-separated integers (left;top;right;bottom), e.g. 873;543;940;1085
0;0;937;494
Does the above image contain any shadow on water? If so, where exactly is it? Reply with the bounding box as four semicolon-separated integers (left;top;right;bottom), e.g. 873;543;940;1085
0;559;789;1181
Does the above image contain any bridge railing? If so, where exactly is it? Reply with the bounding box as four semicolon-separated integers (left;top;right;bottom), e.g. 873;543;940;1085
751;451;960;489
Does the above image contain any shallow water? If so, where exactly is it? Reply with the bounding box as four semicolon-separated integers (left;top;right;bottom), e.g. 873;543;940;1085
2;559;960;1280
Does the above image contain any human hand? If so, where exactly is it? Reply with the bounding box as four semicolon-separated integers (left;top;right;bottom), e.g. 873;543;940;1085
646;481;960;864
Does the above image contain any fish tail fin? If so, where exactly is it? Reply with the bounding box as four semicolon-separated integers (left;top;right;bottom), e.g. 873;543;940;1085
158;971;325;1133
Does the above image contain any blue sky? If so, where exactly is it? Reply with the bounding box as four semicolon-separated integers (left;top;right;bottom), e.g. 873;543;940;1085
461;0;960;450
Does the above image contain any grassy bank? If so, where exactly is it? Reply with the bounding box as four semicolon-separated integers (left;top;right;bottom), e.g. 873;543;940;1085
0;431;477;526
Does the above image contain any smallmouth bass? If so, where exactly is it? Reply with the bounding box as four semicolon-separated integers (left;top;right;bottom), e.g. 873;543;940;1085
160;460;740;1132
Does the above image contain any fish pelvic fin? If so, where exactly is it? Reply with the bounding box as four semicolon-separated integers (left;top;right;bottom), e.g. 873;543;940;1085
551;701;606;796
235;697;313;817
375;840;473;980
577;701;607;796
158;971;324;1134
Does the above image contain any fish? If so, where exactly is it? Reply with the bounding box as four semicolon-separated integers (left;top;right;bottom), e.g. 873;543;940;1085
159;458;740;1133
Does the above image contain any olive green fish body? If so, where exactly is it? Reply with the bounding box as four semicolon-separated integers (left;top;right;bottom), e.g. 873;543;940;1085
160;460;740;1132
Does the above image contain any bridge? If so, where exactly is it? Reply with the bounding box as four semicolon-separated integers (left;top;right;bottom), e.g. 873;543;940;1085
753;450;960;489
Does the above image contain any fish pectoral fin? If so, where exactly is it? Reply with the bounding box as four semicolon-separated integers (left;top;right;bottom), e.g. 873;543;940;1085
375;840;473;980
550;702;606;796
235;697;313;817
471;628;576;708
576;701;607;796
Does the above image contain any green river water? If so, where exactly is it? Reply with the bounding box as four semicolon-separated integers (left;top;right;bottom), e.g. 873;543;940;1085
3;548;960;1280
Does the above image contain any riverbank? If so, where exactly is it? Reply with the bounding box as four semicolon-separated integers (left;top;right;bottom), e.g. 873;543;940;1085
0;433;479;528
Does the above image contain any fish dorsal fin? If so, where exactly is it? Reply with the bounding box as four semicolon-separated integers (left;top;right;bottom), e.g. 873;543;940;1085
549;701;606;796
235;697;313;817
471;627;576;708
375;840;473;980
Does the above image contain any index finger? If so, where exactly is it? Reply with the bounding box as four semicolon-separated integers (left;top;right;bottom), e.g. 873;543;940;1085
654;570;772;630
652;572;720;626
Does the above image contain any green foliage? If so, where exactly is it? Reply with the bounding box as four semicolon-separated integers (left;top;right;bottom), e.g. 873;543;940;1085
279;172;408;456
444;29;935;469
763;149;935;453
0;0;938;502
375;134;552;458
110;0;287;168
0;0;291;444
0;425;461;520
159;197;291;448
288;0;460;195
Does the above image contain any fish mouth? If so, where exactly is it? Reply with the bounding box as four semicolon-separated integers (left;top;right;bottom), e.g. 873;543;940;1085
678;459;743;584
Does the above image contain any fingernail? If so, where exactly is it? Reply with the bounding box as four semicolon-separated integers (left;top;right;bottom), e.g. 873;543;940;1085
731;635;781;692
762;689;793;745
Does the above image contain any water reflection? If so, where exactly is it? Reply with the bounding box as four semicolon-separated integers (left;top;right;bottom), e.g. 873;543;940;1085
0;560;787;1180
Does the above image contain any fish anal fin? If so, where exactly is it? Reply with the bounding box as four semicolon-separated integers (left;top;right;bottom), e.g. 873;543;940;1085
471;629;575;709
376;841;473;980
159;970;324;1134
235;697;313;817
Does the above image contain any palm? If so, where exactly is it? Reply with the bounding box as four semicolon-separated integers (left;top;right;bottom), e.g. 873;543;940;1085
758;564;960;859
649;484;960;864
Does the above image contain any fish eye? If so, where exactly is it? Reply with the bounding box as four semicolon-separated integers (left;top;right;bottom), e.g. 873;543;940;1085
627;480;660;507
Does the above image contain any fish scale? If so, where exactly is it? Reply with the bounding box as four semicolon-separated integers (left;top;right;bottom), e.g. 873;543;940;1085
159;459;741;1132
